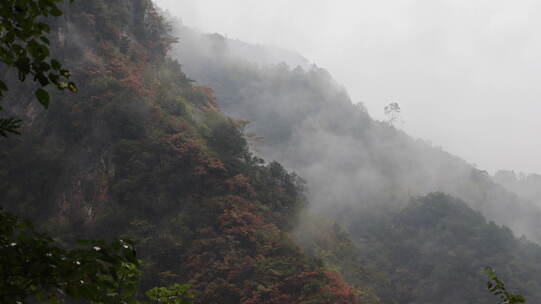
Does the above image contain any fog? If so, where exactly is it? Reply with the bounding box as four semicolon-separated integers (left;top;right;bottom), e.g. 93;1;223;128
155;0;541;174
164;19;541;244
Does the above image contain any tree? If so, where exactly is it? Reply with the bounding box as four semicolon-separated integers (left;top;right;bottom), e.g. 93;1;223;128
0;207;140;303
0;208;194;304
0;0;77;137
384;102;401;126
485;266;526;304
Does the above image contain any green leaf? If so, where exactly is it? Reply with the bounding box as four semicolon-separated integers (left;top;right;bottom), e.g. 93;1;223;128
0;117;22;137
485;266;526;304
35;88;50;108
51;59;61;70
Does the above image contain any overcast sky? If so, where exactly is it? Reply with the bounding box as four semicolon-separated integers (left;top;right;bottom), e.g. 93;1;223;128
155;0;541;174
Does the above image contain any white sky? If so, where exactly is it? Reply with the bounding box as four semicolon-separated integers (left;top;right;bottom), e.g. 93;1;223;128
155;0;541;174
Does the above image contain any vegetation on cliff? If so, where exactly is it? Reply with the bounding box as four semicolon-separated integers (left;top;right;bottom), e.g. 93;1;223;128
0;1;361;302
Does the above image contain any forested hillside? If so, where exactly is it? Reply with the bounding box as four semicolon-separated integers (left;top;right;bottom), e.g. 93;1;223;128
0;1;364;303
170;24;541;245
3;1;541;303
169;22;541;303
291;192;541;304
347;193;541;303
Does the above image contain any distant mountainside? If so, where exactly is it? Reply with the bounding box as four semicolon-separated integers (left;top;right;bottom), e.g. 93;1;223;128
170;23;541;245
169;20;541;303
493;170;541;208
173;23;310;71
348;193;541;304
298;192;541;304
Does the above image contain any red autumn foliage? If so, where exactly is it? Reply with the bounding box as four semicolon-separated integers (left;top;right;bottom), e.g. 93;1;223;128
225;174;256;197
165;132;227;177
178;196;356;304
193;86;219;111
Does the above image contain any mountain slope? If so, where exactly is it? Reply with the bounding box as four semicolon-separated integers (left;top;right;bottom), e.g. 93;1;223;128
348;193;541;304
493;170;541;208
0;1;363;303
168;21;541;303
170;24;541;245
3;2;541;303
290;192;541;304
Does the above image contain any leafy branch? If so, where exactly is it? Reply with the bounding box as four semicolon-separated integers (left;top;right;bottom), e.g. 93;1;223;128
0;207;195;304
485;266;525;304
0;0;77;137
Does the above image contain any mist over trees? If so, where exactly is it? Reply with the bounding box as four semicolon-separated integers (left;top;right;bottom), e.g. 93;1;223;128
1;1;539;303
169;22;541;244
167;21;541;303
493;170;541;208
